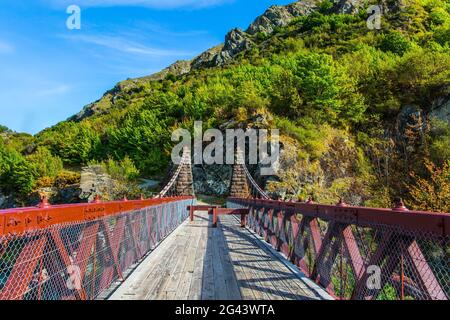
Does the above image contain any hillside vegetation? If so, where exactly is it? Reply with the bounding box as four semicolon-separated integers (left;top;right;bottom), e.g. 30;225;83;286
0;0;449;211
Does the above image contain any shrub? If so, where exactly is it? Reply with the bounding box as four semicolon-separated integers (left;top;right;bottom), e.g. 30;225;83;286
103;156;140;181
27;146;63;178
0;142;35;196
35;176;55;189
379;32;411;55
407;160;450;212
54;171;81;188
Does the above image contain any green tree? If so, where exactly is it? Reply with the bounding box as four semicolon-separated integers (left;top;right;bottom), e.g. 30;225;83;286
103;156;140;181
107;108;171;175
38;122;101;165
0;125;10;133
379;32;411;55
27;146;63;178
0;142;35;196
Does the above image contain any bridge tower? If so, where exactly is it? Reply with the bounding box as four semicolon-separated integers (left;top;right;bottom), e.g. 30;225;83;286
175;147;195;196
229;149;250;198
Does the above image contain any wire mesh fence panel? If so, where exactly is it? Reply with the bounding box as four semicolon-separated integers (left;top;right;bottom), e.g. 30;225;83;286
228;198;449;300
0;198;194;300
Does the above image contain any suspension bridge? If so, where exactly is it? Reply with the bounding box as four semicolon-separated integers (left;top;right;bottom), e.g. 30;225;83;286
0;147;448;300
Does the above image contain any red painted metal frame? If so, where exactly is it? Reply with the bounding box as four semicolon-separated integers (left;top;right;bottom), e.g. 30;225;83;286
211;208;249;228
228;198;449;237
188;205;249;228
188;205;220;222
0;197;194;300
229;197;449;300
0;196;194;236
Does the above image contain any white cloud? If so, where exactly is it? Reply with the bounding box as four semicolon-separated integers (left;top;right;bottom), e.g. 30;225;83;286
0;41;14;54
36;84;71;97
61;34;194;57
45;0;233;9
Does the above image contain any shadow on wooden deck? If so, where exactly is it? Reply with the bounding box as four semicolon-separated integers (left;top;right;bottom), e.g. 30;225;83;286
108;211;331;300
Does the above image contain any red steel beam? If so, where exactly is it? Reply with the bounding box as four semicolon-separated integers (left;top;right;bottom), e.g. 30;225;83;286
228;198;450;237
0;236;47;300
233;197;448;300
0;196;194;236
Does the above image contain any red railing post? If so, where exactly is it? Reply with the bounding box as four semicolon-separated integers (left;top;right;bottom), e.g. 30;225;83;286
190;206;194;222
212;208;218;228
240;213;246;228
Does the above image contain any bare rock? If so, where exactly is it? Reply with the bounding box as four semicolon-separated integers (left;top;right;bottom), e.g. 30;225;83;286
247;1;319;35
145;60;192;81
191;45;224;69
193;164;232;196
331;0;364;14
430;96;450;125
79;165;114;202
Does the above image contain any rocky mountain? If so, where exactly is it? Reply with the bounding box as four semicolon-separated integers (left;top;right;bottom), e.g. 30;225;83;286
70;0;369;121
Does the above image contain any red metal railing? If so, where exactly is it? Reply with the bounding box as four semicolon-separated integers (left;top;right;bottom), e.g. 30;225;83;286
227;198;449;300
0;196;195;300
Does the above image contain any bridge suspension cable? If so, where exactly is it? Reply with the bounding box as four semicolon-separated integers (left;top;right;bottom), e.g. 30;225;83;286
236;149;270;200
154;147;191;199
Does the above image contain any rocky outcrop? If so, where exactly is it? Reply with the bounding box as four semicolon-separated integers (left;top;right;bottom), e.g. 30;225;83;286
145;60;192;81
247;1;319;35
430;96;450;124
191;45;224;69
198;1;321;68
394;105;427;150
79;165;114;202
331;0;365;14
214;29;254;65
0;193;15;209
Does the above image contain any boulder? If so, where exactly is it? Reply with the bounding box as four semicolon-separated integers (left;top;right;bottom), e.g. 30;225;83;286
79;165;114;202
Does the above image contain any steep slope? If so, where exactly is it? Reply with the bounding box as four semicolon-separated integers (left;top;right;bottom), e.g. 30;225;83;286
70;0;364;121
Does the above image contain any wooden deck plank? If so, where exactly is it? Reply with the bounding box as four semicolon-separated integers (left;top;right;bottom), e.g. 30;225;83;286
215;223;243;300
225;216;320;300
175;223;203;300
224;223;304;300
201;225;215;300
109;218;186;300
219;217;284;300
188;216;208;300
211;227;229;300
162;228;194;299
108;210;330;301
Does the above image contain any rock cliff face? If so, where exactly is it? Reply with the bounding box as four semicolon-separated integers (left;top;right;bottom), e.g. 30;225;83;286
79;165;114;202
247;1;319;35
331;0;365;14
144;60;192;81
191;45;224;69
194;0;320;69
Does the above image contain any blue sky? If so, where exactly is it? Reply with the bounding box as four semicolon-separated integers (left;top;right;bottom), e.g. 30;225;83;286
0;0;293;134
